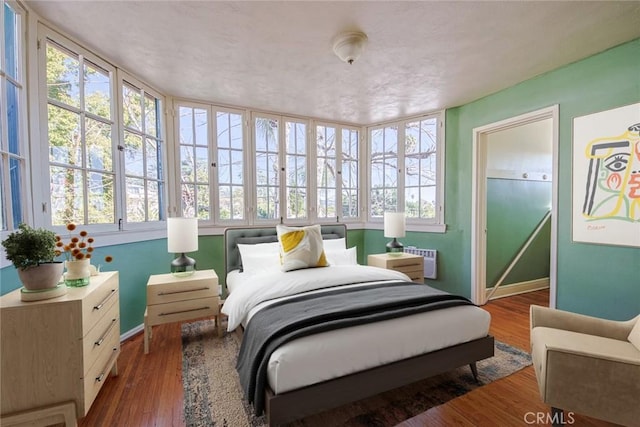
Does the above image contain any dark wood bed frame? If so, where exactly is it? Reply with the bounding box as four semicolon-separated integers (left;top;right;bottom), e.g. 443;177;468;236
224;224;495;426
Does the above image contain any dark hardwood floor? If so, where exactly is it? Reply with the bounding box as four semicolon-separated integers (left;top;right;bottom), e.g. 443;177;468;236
79;290;618;426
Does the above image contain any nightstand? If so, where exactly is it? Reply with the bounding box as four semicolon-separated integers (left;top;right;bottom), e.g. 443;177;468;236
367;253;424;283
144;269;221;354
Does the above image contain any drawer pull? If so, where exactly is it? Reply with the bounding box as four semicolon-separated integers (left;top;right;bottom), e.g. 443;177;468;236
95;347;118;382
159;306;210;316
158;286;209;296
95;318;118;346
94;289;117;311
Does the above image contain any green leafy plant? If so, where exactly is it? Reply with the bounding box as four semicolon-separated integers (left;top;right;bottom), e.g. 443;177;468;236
1;223;57;270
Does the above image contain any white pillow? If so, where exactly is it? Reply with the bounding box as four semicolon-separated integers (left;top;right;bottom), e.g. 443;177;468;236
276;224;328;272
323;237;346;252
237;242;280;274
326;246;358;266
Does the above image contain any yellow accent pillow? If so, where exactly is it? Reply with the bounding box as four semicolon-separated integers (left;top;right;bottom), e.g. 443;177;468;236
276;224;329;272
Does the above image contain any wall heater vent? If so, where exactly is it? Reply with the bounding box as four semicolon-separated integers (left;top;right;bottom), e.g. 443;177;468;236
404;247;438;279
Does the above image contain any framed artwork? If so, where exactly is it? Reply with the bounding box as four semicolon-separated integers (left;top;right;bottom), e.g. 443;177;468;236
572;102;640;247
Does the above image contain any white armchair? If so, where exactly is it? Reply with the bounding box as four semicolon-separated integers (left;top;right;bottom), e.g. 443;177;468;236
530;305;640;426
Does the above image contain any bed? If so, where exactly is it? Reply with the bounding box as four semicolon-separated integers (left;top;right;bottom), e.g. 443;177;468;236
221;224;494;426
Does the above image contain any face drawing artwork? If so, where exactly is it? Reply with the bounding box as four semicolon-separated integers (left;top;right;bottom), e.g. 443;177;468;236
582;123;640;222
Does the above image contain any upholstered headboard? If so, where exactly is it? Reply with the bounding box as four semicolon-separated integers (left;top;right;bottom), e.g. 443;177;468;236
224;224;346;276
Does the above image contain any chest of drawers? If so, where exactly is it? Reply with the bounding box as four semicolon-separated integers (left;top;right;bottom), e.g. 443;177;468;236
1;271;120;421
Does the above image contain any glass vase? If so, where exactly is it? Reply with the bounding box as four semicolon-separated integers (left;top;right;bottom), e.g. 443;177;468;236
64;259;91;287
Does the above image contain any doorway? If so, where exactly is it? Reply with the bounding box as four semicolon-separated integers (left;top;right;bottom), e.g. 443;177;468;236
471;106;559;307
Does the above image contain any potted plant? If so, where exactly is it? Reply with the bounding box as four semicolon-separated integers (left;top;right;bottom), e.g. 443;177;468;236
1;223;63;290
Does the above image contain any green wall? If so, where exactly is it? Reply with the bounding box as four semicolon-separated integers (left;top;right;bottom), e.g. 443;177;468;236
486;179;551;288
399;38;638;320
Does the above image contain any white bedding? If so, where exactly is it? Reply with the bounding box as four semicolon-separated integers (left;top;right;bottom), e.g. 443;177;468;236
222;265;411;331
222;265;491;394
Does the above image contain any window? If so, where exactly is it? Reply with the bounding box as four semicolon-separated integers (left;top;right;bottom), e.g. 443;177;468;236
0;1;26;231
42;27;166;230
370;125;399;215
120;76;165;223
341;128;360;219
216;109;245;221
254;114;281;220
176;102;245;222
45;37;116;226
178;105;210;219
404;117;439;220
369;112;444;225
316;124;360;221
253;113;310;222
285;119;307;219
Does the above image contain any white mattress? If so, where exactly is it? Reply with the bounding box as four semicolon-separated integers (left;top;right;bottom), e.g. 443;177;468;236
267;304;490;393
223;265;491;394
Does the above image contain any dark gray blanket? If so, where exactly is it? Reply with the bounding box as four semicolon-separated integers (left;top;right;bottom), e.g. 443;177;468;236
236;281;474;415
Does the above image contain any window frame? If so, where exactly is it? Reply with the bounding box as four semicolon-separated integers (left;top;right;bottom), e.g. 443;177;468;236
366;111;446;232
173;101;213;222
313;121;363;223
0;0;29;235
37;24;168;236
172;100;249;225
116;71;167;229
38;25;119;234
250;111;313;225
213;105;248;224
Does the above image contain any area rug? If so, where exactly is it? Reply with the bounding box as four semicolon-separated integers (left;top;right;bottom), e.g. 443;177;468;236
182;319;531;427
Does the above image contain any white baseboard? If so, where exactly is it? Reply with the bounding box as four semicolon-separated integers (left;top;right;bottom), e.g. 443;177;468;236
120;323;144;342
486;278;549;300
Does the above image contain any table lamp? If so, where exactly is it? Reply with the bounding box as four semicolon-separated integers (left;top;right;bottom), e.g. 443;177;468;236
384;211;405;255
167;217;198;277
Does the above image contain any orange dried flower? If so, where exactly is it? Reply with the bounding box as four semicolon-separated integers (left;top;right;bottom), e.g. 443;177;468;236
56;223;113;266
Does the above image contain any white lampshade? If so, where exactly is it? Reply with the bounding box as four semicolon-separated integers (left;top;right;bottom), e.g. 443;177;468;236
167;217;198;253
384;212;406;238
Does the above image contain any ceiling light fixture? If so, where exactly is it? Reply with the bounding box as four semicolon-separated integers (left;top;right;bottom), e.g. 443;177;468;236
332;31;368;65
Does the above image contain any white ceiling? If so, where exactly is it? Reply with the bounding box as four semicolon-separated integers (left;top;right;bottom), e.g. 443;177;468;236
27;1;640;125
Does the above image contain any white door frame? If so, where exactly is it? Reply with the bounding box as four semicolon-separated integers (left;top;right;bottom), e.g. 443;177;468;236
471;105;559;307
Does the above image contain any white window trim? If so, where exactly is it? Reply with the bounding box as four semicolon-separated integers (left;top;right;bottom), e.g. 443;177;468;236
366;110;446;232
34;24;169;238
282;114;310;224
36;25;119;234
213;105;249;225
0;0;30;233
117;70;168;230
312;120;364;224
2;9;448;271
